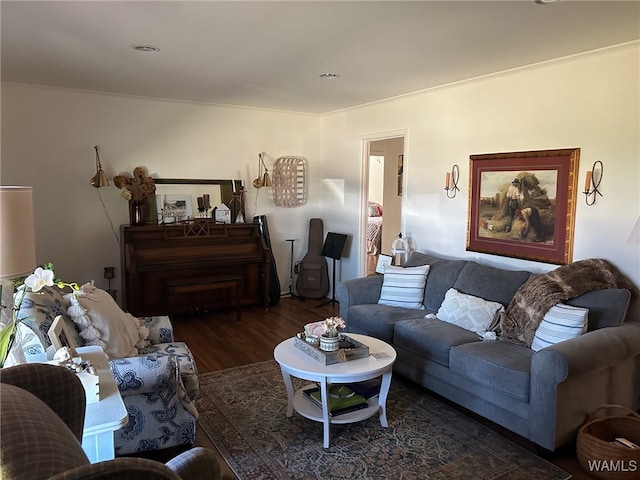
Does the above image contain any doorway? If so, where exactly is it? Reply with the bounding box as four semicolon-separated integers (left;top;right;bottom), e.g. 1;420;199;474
361;134;406;276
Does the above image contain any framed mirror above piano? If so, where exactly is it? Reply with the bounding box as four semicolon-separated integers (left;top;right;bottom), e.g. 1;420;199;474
152;178;245;224
121;178;268;317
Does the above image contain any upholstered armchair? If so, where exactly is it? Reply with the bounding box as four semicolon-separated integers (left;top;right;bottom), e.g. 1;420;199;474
0;363;221;480
12;284;199;456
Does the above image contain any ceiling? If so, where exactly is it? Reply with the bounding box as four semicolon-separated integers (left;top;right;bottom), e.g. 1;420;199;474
2;1;639;115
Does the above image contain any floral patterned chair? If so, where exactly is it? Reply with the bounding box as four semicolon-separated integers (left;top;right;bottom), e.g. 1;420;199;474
12;283;200;456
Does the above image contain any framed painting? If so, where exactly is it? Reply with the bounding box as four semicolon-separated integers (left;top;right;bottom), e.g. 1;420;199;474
466;148;580;264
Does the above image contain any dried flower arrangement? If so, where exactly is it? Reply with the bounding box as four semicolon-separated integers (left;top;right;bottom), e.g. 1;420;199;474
113;166;156;201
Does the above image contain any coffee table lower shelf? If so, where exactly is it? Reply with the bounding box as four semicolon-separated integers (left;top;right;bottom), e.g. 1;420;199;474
293;386;380;425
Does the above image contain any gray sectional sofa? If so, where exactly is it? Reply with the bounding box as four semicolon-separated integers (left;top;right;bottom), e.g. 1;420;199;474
336;251;640;452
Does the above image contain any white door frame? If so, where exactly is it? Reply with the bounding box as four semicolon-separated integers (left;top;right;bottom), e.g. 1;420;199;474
359;129;408;277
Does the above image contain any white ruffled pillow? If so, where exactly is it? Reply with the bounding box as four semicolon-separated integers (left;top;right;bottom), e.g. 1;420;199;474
64;282;149;359
435;288;504;335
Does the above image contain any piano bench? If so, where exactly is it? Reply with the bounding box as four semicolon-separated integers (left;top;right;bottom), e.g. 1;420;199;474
167;276;243;320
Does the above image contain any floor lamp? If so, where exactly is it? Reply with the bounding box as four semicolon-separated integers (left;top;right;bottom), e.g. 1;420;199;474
316;232;348;308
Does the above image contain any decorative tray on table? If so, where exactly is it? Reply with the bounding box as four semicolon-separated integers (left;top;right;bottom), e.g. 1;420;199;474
293;334;369;365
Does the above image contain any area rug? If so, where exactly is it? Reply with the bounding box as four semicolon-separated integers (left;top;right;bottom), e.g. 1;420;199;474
197;361;570;480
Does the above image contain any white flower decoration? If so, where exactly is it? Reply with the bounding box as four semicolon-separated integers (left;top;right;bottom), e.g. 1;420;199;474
24;267;55;292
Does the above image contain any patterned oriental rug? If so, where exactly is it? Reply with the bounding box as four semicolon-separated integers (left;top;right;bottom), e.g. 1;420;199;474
197;360;570;480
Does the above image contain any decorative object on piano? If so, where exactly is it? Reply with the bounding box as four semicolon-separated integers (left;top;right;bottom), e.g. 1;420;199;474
272;156;307;207
229;181;245;223
196;193;211;217
113;166;156;226
252;152;272;188
157;194;193;224
213;203;231;224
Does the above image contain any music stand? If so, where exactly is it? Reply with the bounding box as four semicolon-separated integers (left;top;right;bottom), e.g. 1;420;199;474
316;232;348;308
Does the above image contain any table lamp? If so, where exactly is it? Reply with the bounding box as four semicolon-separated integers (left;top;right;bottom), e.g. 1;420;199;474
0;186;36;365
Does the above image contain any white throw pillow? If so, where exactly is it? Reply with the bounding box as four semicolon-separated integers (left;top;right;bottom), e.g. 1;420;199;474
64;282;149;359
530;303;589;352
378;264;430;310
436;288;504;335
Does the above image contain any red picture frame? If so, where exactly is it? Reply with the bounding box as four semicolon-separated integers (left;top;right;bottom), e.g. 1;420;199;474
466;148;580;265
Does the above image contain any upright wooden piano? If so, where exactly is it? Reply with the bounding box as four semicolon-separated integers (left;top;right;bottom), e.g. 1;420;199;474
120;221;270;316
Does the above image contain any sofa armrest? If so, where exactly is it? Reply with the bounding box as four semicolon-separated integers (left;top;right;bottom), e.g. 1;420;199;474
165;447;222;480
109;355;179;397
336;276;384;319
49;457;181;480
139;316;175;345
530;322;640;451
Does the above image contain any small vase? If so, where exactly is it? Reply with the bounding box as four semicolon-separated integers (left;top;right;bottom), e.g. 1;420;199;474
130;200;146;226
319;335;339;352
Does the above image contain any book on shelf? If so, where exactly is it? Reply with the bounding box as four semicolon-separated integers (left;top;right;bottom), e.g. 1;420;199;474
344;378;382;400
303;386;368;417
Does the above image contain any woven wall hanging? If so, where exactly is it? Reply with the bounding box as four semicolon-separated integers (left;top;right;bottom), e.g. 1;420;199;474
272;156;307;207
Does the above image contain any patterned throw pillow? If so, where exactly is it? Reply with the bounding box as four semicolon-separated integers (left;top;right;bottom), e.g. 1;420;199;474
15;285;84;353
530;303;589;351
378;264;430;310
436;288;504;335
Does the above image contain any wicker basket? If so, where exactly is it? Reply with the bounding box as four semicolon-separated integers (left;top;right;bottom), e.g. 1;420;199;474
576;404;640;480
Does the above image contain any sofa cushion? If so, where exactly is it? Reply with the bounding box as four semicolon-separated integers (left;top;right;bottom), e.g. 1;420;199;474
565;288;631;330
347;304;424;344
530;303;589;352
394;317;480;366
437;288;504;335
453;261;531;307
449;341;533;402
378;264;430;309
405;252;468;312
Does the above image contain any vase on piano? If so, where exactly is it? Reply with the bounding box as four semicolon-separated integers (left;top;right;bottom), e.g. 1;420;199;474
130;200;146;226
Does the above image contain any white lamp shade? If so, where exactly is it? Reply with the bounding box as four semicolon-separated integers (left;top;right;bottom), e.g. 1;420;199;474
0;186;36;279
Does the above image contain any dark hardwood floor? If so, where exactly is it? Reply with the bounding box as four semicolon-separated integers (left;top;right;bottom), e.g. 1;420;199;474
164;296;597;479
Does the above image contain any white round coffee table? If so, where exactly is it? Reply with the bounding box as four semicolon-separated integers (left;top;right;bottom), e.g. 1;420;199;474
273;333;396;448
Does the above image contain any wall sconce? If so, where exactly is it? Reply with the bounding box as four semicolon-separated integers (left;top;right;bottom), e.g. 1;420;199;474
583;160;603;206
90;146;109;188
252;152;272;188
444;164;460;198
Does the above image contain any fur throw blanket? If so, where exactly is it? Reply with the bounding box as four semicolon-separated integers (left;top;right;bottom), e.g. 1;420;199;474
499;259;636;347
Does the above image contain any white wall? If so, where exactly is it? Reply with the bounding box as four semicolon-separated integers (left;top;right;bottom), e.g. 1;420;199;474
1;85;323;298
2;43;639;302
321;43;640;287
380;137;404;254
